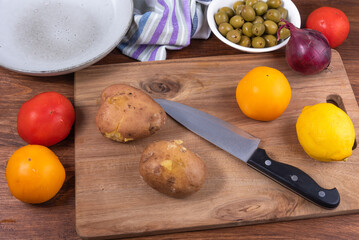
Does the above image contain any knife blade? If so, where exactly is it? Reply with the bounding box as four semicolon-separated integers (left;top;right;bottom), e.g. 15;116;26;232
155;99;340;209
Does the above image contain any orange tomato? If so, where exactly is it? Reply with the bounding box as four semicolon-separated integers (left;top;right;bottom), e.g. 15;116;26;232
236;66;291;121
6;145;65;204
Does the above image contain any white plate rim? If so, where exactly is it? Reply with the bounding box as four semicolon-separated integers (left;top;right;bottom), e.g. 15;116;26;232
0;0;134;76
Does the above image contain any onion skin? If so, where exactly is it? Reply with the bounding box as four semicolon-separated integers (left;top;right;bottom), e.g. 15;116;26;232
279;20;331;75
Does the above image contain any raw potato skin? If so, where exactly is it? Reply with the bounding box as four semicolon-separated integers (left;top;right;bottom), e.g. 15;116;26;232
96;84;166;142
140;140;206;198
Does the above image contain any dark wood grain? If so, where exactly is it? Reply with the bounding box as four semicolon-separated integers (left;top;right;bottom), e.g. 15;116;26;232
1;0;359;239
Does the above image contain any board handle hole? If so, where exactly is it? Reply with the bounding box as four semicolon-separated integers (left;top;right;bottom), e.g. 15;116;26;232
326;94;357;150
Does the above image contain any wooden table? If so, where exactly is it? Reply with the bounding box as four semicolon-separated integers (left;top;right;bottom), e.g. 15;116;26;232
1;0;359;239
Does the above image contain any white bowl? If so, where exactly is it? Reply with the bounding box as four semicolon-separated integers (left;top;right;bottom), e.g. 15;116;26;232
207;0;301;53
0;0;133;76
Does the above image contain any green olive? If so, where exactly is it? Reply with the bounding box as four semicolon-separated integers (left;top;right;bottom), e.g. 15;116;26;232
215;12;229;25
252;16;264;24
218;22;234;36
263;35;278;47
241;6;256;22
252;23;265;37
233;1;245;11
226;29;242;43
277;7;288;19
246;0;258;7
277;21;290;39
279;27;290;40
239;35;251;47
263;20;278;35
253;2;268;16
263;12;267;20
252;37;266;48
266;9;281;23
267;0;282;9
215;1;291;49
235;5;245;15
242;22;253;37
230;15;245;28
219;7;235;18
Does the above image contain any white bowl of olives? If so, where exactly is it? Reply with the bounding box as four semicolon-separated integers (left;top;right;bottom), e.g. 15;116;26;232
207;0;301;53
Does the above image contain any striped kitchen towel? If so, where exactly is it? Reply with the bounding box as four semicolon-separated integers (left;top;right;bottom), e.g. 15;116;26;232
118;0;212;61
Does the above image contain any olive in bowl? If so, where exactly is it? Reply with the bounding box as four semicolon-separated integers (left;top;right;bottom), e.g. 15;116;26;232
208;0;301;53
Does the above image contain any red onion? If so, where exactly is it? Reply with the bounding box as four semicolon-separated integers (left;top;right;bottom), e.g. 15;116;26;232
278;19;331;75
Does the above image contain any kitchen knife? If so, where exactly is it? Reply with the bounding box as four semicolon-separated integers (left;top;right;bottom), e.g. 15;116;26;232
155;99;340;209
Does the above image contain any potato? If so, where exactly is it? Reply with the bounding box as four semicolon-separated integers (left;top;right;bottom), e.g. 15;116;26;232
139;140;206;198
96;84;166;142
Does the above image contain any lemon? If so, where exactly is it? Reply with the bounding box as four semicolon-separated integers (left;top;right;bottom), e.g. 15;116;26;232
296;103;355;162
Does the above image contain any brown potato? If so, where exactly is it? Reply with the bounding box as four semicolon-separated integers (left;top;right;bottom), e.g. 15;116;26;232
96;84;166;142
140;140;206;198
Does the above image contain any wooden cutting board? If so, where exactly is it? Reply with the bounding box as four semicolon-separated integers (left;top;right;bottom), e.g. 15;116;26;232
75;50;359;239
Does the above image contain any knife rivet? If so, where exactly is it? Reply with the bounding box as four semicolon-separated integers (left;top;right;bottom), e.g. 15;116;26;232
265;160;271;166
318;191;326;198
290;175;298;181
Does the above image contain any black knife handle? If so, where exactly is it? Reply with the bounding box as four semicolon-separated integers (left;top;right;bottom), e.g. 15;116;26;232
247;148;340;209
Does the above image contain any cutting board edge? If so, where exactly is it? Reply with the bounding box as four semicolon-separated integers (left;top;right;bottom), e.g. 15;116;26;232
75;207;359;239
76;49;340;77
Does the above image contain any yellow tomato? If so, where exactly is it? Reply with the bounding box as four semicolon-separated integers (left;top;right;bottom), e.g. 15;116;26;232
6;145;65;204
236;66;291;121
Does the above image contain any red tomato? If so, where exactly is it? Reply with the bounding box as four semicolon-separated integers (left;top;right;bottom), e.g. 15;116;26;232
305;7;349;48
17;92;75;146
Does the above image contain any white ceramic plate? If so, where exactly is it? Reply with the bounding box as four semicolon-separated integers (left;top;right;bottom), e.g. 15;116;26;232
0;0;133;76
207;0;301;53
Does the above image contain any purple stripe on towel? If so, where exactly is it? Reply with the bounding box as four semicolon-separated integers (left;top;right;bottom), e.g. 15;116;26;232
148;0;170;44
132;0;170;59
132;44;147;60
149;46;160;61
169;0;178;45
